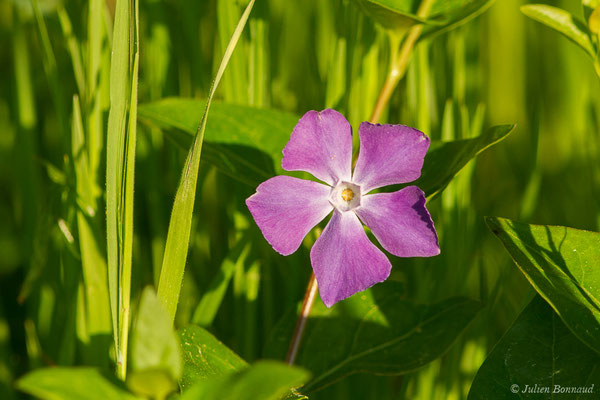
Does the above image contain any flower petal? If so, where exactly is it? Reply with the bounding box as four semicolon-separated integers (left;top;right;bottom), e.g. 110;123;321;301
310;211;391;307
282;109;352;185
246;176;333;256
352;122;430;192
355;186;440;257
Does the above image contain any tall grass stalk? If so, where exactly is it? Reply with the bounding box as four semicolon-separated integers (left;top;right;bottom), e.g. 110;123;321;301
106;0;139;380
370;0;436;123
157;0;256;324
71;94;112;366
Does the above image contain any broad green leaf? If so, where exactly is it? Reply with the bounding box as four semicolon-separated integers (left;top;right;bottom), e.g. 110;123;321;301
521;5;597;59
138;98;297;186
355;0;431;33
415;124;514;198
468;296;600;399
486;217;600;355
180;361;310;400
282;392;309;400
141;102;513;198
156;0;256;323
265;282;481;393
178;325;248;390
138;99;294;155
16;367;137;400
128;287;181;398
127;369;175;400
355;0;494;36
421;0;495;40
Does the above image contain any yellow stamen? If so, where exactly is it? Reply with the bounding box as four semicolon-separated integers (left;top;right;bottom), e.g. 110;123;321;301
341;188;354;202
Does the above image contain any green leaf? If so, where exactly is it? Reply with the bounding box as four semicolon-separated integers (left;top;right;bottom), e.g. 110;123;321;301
468;296;600;399
141;103;513;198
16;367;137;400
521;4;597;59
138;98;298;186
265;282;481;393
415;124;515;198
127;369;176;400
355;0;494;35
178;325;248;390
128;287;181;398
156;0;256;324
421;0;495;40
354;0;431;33
486;217;600;355
282;391;309;400
180;361;310;400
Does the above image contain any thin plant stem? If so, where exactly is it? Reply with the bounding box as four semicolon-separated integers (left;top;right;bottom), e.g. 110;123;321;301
370;0;435;123
285;273;318;365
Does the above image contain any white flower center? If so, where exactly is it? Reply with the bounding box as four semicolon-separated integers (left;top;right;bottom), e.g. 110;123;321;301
329;181;361;212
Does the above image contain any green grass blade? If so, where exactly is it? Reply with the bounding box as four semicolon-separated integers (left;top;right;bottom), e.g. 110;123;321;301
119;50;139;379
157;0;256;324
192;238;250;327
249;9;268;107
31;0;68;137
57;5;85;97
72;95;112;366
217;0;249;103
87;0;108;185
13;9;39;262
106;0;138;379
106;15;129;380
416;42;432;134
521;4;597;59
324;37;346;109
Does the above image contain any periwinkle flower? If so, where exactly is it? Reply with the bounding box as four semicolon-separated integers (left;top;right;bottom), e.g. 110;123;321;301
246;109;439;307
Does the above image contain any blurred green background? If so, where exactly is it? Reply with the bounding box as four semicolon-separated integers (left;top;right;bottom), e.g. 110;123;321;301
0;0;599;398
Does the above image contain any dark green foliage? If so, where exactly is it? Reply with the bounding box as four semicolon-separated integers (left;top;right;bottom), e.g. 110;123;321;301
469;296;600;399
265;282;480;393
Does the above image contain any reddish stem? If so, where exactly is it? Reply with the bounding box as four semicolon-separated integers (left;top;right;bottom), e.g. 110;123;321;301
285;273;318;364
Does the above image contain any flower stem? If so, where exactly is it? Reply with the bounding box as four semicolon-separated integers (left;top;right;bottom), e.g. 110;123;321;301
369;0;435;123
285;273;318;365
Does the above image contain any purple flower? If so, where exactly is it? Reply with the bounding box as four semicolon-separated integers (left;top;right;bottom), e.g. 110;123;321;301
246;109;439;307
